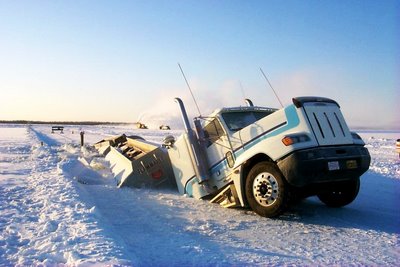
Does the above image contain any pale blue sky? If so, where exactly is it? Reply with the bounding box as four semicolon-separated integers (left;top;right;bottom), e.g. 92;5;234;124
0;0;398;129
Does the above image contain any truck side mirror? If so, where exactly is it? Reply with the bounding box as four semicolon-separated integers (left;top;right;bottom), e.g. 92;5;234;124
163;135;176;148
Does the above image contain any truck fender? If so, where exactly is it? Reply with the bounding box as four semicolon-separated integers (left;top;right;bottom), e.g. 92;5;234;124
233;144;276;170
232;153;275;207
232;165;246;207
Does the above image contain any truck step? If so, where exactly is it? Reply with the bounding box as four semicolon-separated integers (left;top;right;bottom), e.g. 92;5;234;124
210;184;240;208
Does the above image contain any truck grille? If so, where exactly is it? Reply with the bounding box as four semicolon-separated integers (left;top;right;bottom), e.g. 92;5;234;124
304;103;353;146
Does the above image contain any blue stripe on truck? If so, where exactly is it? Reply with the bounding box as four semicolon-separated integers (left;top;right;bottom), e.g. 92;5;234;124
185;105;300;195
235;105;300;156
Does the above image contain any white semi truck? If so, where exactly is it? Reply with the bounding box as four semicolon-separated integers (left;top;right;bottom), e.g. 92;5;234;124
95;96;370;217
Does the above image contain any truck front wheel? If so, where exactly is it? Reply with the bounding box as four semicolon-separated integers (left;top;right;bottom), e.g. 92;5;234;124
317;177;360;207
245;162;291;218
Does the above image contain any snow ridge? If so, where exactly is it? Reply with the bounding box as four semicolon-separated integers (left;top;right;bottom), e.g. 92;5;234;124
1;126;134;265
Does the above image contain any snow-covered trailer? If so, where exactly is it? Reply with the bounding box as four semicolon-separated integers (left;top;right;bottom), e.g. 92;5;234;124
94;135;175;188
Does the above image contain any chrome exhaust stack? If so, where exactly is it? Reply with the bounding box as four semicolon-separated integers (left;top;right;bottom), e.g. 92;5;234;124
245;98;254;107
174;98;210;183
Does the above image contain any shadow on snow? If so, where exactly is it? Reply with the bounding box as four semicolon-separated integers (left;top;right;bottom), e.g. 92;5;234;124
282;171;400;235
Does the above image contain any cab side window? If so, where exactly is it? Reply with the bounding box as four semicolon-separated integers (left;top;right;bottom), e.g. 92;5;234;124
203;119;224;147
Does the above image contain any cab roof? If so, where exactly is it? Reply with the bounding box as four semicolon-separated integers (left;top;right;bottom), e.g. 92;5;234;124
204;106;278;119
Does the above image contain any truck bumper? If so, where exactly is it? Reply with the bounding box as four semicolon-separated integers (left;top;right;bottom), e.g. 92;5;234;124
277;145;371;187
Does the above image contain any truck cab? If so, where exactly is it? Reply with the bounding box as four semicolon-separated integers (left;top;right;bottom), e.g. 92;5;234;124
168;96;370;217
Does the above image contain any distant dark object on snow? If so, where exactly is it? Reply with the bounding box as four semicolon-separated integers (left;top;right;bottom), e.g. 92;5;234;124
51;126;64;134
159;125;171;130
135;122;148;129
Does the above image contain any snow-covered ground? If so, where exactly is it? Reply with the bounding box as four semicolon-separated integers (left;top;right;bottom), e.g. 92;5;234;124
0;124;399;266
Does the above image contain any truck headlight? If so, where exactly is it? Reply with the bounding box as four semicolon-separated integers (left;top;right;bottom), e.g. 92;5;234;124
282;134;310;146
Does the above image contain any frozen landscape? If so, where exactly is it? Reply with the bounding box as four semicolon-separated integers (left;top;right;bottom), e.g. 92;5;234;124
0;123;399;266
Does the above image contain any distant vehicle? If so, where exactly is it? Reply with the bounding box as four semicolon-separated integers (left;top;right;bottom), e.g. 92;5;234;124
96;96;371;218
135;122;148;129
159;125;171;130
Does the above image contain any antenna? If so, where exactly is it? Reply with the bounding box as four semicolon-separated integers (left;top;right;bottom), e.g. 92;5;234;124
260;67;284;108
239;80;246;105
178;63;202;117
239;81;254;106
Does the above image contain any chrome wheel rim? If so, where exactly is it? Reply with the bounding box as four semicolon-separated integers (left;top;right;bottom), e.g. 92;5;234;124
252;172;279;207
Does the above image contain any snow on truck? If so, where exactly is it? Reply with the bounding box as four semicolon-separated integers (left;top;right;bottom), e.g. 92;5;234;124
95;96;371;217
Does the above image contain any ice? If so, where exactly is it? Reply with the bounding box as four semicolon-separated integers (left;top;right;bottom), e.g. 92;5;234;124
0;124;399;266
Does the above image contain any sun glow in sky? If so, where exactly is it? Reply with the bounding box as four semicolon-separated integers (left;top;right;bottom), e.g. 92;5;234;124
0;0;398;129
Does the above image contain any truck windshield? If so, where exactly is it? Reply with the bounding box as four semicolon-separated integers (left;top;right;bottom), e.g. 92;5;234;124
222;111;272;132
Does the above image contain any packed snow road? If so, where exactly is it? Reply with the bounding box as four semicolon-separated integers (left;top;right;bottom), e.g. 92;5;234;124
0;124;399;266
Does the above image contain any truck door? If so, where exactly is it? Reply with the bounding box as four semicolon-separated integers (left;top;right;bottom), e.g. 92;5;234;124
203;119;233;182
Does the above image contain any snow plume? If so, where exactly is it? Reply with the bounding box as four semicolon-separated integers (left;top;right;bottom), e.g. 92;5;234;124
134;81;247;130
133;89;189;130
269;69;331;106
196;79;249;111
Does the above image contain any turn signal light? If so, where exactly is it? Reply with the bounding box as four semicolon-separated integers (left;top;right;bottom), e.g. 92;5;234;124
282;134;310;146
282;136;295;146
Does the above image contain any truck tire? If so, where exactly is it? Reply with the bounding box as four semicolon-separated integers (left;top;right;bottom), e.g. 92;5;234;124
317;177;360;207
245;161;291;218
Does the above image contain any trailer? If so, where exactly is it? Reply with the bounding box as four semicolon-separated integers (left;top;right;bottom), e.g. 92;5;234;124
94;134;174;188
95;96;371;217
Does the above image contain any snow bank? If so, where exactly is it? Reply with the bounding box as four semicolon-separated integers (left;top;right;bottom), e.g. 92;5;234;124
1;125;135;265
